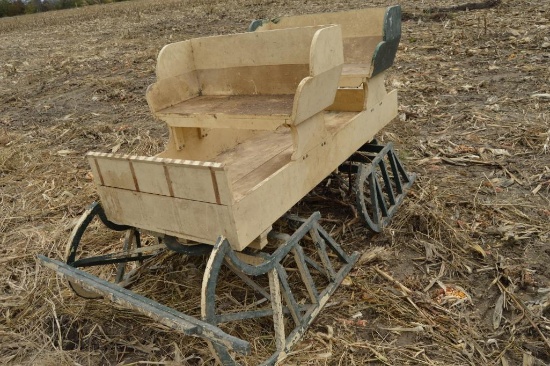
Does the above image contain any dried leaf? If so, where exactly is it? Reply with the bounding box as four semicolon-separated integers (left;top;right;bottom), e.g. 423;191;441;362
487;148;511;156
532;184;542;195
522;353;534;366
56;149;78;156
493;294;504;330
341;276;353;286
470;243;487;258
111;143;122;153
501;356;510;366
357;246;390;265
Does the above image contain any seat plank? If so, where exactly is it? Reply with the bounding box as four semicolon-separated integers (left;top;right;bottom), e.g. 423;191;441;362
156;94;294;130
214;129;293;186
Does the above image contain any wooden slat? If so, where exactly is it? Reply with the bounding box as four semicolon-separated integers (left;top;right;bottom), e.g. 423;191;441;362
156;94;294;130
309;25;344;76
197;64;309;96
164;162;221;204
268;268;286;352
158;128;262;162
87;155;135;191
342;36;382;65
87;153;232;205
254;7;386;51
213;129;293;185
189;26;324;70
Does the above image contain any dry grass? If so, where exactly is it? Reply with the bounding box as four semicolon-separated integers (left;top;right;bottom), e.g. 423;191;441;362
1;0;549;364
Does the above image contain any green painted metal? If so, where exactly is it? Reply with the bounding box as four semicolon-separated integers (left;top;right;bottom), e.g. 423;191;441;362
201;214;359;365
371;5;402;77
351;142;416;232
37;255;251;355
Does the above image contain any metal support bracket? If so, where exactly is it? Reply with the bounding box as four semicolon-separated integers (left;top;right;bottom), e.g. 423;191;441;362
347;141;416;232
201;212;359;365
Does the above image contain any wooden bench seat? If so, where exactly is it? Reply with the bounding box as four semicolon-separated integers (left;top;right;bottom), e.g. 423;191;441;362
156;94;294;130
146;25;344;159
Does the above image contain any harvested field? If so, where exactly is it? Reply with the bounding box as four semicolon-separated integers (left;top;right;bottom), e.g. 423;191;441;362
1;0;549;364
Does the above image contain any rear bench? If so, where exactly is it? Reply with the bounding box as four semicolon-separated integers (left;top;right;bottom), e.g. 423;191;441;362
249;6;401;111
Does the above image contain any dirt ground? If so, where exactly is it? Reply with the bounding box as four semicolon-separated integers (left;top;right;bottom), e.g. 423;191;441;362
1;0;549;365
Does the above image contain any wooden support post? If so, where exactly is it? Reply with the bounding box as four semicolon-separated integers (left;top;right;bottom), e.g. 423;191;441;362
268;268;286;352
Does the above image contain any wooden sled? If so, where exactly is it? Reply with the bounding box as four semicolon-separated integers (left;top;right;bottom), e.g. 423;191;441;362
39;6;415;365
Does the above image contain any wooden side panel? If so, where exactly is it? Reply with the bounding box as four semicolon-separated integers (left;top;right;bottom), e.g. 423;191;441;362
230;90;398;249
96;187;238;245
343;35;382;65
327;87;366;112
146;72;200;113
253;8;386;61
165;163;219;205
292;66;343;124
255;8;386;38
88;155;136;191
156;40;196;80
147;41;200;114
214;169;233;207
371;6;402;76
158;128;263;162
309;25;344;76
365;71;388;110
131;160;171;196
87;153;233;205
290;113;327;160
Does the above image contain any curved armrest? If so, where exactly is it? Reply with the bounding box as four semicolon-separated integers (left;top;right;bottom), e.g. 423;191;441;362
146;40;200;114
291;25;344;125
370;5;401;77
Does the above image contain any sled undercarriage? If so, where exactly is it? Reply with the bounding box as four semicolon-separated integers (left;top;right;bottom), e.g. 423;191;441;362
39;208;360;365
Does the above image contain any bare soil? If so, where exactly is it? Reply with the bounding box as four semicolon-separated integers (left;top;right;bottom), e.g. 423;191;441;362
1;0;549;365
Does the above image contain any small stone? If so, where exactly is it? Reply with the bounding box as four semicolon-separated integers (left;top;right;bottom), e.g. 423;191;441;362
485;96;499;105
